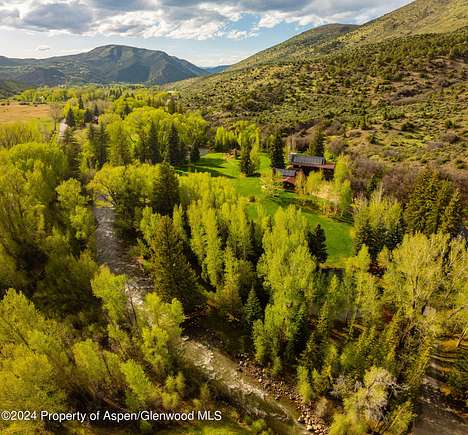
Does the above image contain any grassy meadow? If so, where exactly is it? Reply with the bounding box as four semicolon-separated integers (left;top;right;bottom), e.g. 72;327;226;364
0;102;51;124
184;152;353;267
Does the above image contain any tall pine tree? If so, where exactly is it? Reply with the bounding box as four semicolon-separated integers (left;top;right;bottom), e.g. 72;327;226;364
96;123;108;168
148;121;161;164
190;140;200;163
164;124;180;165
144;213;200;311
152;162;179;216
307;224;328;264
308;128;324;157
269;133;285;169
65;108;76;128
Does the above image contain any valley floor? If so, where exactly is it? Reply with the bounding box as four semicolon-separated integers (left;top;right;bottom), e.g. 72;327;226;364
182;152;353;268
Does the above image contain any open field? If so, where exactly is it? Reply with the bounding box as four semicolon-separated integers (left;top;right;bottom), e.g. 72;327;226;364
0;103;51;124
184;152;353;267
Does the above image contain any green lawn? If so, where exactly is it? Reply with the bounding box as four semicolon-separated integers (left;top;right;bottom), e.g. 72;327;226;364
184;153;352;267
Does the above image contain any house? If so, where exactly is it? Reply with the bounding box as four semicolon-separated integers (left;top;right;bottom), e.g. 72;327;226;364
288;153;335;179
274;154;336;188
275;168;297;188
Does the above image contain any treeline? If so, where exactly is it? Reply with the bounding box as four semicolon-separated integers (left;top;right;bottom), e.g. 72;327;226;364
0;141;96;317
79;107;207;172
89;156;466;434
16;85;171;106
0;147;220;433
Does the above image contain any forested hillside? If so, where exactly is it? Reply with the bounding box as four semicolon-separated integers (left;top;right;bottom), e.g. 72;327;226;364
0;79;25;98
231;23;358;69
0;45;208;86
231;0;468;69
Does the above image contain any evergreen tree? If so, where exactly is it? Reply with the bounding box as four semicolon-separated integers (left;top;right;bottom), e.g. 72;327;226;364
269;133;285;169
87;123;97;166
353;220;373;255
62;127;80;177
122;103;131;117
93;103;100;117
308;128;325;157
404;169;461;237
143;212;200;311
190;140;200;163
65;108;75;128
244;287;262;329
440;189;462;237
83;108;93;124
148;121;161;164
152;162;179;216
240;139;254;176
308;224;328;264
166;97;177;114
78;95;84;110
96;123;108;168
164;124;180;165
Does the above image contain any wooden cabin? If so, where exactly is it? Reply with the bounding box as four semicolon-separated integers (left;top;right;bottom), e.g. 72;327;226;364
289;153;335;179
275;168;297;188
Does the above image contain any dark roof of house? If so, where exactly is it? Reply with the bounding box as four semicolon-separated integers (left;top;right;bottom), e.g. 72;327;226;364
275;168;297;177
289;153;325;166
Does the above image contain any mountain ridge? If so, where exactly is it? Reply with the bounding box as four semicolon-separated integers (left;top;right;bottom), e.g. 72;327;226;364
0;45;208;86
229;0;468;70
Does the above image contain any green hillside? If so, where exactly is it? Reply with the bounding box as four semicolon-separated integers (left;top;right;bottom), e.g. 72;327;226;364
0;79;26;98
342;0;468;45
173;28;467;176
231;0;468;70
232;23;357;69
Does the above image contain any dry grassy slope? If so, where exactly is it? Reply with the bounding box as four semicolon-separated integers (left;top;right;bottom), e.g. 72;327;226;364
231;24;357;70
342;0;468;45
229;0;468;71
172;28;467;181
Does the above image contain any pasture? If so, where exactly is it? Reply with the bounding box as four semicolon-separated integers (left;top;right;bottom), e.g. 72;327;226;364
186;152;353;267
0;103;51;124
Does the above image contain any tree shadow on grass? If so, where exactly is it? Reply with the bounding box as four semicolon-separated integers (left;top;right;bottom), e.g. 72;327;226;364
179;157;236;179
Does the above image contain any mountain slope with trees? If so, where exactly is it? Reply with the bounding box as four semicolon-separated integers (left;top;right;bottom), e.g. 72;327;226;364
232;23;358;69
341;0;468;46
172;25;467;182
0;45;208;86
231;0;468;69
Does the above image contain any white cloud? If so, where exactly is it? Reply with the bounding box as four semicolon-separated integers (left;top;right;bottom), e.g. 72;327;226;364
35;44;50;51
0;0;413;40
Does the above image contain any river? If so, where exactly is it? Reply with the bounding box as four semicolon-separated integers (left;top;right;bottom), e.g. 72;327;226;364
93;205;467;435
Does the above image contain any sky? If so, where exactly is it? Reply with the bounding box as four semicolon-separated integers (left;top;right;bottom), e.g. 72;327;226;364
0;0;412;66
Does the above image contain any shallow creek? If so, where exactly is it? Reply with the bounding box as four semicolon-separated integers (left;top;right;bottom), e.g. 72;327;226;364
94;205;467;435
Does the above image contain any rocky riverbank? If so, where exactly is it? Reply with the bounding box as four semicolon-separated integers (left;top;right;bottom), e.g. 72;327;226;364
237;356;329;434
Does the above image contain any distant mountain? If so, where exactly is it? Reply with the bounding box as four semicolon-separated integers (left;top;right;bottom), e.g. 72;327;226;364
0;79;26;98
0;45;208;87
203;65;230;74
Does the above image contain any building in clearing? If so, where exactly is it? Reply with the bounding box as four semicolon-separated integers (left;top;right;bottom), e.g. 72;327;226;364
289;153;336;176
275;154;336;187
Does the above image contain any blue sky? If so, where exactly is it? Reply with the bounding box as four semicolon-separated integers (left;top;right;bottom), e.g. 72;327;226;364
0;0;412;66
